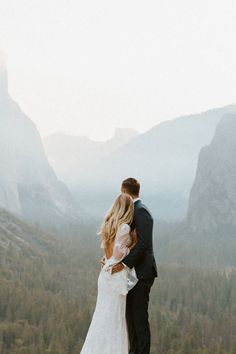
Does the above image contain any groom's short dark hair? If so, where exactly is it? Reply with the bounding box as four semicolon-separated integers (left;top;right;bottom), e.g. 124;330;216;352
122;178;140;196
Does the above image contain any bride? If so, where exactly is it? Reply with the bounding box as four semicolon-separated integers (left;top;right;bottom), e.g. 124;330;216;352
80;193;138;354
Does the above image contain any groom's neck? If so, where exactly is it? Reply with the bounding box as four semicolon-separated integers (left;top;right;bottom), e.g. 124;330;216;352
131;194;139;200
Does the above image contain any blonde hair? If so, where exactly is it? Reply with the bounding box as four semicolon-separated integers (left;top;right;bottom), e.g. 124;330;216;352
99;193;134;248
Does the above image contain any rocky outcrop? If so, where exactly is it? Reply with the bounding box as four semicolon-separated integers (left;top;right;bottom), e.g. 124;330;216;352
0;208;57;256
0;52;80;227
73;106;236;220
187;114;236;233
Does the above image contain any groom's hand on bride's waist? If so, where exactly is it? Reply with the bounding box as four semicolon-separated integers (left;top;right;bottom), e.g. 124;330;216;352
111;263;125;274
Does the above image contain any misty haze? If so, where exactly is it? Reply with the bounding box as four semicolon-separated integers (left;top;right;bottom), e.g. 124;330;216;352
1;1;236;354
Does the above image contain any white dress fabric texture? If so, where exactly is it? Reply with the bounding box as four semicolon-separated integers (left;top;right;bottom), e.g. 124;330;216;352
80;223;138;354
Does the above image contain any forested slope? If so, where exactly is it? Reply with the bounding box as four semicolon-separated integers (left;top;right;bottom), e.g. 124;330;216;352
1;217;236;354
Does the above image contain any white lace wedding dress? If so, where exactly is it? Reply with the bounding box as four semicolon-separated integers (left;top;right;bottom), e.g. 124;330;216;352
80;223;138;354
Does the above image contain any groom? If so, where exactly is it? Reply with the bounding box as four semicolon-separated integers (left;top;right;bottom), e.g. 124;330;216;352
112;177;158;354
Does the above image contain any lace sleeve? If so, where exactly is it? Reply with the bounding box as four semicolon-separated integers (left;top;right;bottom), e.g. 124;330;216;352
112;223;131;262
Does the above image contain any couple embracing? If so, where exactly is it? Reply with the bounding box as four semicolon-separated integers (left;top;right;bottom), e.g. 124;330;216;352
81;178;158;354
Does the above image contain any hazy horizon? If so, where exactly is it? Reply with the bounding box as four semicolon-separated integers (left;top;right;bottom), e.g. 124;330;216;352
42;103;236;142
1;0;236;140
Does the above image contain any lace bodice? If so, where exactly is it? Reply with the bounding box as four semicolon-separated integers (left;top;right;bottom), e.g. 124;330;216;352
101;223;131;263
100;223;138;294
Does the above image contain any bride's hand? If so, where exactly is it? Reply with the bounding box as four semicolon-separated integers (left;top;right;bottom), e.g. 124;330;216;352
100;256;105;267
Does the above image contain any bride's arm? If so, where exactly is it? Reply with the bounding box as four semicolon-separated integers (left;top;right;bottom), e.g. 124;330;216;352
112;223;131;262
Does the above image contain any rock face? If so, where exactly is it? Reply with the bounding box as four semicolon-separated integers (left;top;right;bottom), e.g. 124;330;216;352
0;208;57;256
187;115;236;233
73;105;236;220
0;53;79;227
43;128;139;187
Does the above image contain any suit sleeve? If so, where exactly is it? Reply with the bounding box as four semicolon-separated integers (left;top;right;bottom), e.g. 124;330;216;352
122;207;153;269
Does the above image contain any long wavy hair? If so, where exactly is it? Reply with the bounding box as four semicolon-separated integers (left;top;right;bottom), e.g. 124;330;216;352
99;193;134;249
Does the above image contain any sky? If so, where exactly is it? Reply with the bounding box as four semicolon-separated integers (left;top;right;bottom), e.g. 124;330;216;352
0;0;236;141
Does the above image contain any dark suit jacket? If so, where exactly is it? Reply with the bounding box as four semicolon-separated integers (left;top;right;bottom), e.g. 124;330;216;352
122;199;158;279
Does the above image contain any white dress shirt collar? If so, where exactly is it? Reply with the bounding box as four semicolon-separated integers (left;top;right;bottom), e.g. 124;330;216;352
133;197;141;203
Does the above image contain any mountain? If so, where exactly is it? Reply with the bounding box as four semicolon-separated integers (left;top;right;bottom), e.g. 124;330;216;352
0;52;80;228
187;114;236;234
43;128;139;187
73;105;236;220
0;208;57;256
